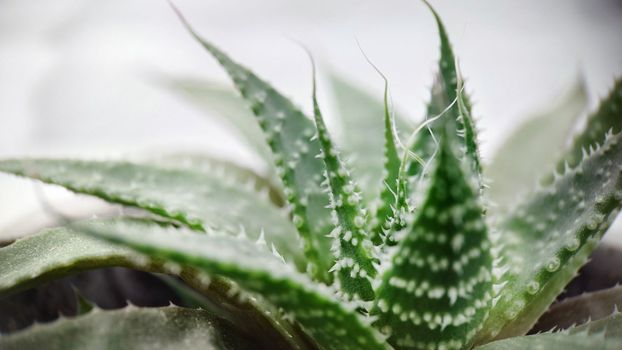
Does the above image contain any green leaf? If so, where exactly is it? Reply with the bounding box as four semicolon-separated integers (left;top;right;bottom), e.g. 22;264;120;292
487;77;588;206
475;130;622;343
562;79;622;168
535;285;622;332
0;306;256;350
0;159;303;270
0;221;312;350
366;74;404;246
161;77;273;162
398;3;484;229
310;69;377;302
474;332;622;350
328;72;409;204
81;219;389;350
371;122;493;350
421;1;482;177
174;10;333;282
570;311;622;339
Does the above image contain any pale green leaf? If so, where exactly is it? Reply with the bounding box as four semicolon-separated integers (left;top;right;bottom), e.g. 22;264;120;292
162;77;272;162
0;306;256;350
0;159;303;270
81;218;388;350
488;77;589;206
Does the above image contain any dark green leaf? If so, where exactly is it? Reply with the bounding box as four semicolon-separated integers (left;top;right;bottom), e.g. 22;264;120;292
371;122;493;350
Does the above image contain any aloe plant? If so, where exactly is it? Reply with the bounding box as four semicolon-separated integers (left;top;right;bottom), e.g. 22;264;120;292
1;3;621;350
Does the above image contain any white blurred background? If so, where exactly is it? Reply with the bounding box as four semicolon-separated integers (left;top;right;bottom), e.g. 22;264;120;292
0;0;621;243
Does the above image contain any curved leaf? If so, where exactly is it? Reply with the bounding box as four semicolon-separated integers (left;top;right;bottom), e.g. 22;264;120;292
0;221;311;350
173;9;334;282
0;159;303;270
82;219;388;350
475;130;622;343
488;77;588;206
0;306;256;350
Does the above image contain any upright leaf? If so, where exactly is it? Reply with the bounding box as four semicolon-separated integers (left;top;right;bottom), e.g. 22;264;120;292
366;73;404;246
399;3;484;222
310;68;377;302
82;219;388;350
488;77;589;206
475;129;622;343
173;9;333;282
0;306;256;350
371;121;493;350
0;159;304;270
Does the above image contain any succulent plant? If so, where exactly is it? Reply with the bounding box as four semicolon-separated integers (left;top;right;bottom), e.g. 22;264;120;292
1;3;621;350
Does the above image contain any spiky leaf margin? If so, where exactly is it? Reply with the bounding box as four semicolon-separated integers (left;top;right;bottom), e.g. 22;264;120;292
82;219;388;350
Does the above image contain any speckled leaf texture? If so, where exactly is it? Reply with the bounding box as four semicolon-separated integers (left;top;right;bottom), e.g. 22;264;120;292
175;10;334;283
0;306;256;350
80;219;388;350
474;80;622;344
371;120;493;350
310;74;378;302
0;159;304;270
